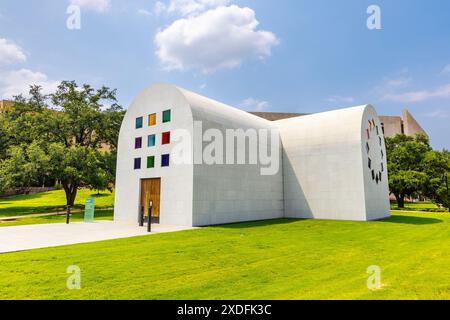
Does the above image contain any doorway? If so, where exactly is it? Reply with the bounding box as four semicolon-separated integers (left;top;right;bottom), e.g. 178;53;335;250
140;178;161;224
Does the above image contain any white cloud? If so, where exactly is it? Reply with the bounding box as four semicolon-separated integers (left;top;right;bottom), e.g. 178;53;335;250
239;97;270;111
383;76;411;88
382;83;450;103
166;0;231;16
154;5;279;73
0;69;59;99
0;38;27;65
326;95;355;104
69;0;110;12
137;9;152;16
154;1;167;16
423;108;449;119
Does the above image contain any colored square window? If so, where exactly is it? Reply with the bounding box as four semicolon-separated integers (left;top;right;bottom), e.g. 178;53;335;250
136;117;143;129
148;134;156;147
161;154;170;167
162;131;171;145
135;137;142;149
147;156;155;169
149;113;157;126
134;158;141;170
163;110;171;123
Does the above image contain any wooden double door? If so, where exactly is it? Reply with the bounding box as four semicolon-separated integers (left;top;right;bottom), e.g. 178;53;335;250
140;178;161;224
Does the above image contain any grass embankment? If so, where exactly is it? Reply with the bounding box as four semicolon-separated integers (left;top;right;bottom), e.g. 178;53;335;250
0;210;114;227
390;201;447;212
0;211;449;300
0;189;115;217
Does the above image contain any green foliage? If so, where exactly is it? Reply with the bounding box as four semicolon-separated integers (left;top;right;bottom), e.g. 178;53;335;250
0;81;124;206
386;134;449;209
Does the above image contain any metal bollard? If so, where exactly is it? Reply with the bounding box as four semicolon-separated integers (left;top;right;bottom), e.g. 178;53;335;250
139;205;144;227
147;202;153;233
66;205;71;224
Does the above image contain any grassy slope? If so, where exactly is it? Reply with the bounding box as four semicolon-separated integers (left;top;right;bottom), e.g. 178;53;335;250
0;210;114;227
390;201;446;212
0;211;449;300
0;189;115;217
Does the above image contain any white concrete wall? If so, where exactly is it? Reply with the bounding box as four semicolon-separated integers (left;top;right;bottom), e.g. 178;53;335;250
361;106;391;220
179;89;285;226
276;105;390;221
114;84;194;226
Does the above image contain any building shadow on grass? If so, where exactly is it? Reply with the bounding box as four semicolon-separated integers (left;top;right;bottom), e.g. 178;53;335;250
381;215;443;225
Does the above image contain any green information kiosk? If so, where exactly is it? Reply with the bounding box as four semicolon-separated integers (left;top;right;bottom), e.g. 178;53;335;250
84;197;95;223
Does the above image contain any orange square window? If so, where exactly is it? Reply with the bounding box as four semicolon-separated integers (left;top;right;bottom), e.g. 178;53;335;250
149;113;156;126
162;131;171;145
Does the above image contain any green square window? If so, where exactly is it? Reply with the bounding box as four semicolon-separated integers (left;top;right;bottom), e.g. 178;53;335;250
163;110;171;123
147;156;155;169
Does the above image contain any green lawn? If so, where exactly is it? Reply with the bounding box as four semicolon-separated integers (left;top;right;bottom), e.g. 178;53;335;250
390;201;446;212
0;189;115;217
0;211;449;300
0;210;114;227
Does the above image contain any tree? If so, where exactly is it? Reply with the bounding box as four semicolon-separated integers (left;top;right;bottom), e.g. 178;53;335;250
423;150;450;209
0;112;10;161
385;134;432;208
0;81;123;208
0;141;51;194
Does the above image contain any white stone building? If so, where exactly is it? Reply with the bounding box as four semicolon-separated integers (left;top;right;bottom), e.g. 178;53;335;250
114;84;390;226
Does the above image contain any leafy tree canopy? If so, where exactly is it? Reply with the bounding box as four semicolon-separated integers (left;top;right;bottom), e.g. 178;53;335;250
386;133;449;209
0;81;124;206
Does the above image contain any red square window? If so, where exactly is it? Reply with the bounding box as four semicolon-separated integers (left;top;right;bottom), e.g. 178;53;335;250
162;131;171;145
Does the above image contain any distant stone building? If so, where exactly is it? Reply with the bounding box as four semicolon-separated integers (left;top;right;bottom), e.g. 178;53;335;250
0;100;14;112
379;109;428;138
251;108;427;139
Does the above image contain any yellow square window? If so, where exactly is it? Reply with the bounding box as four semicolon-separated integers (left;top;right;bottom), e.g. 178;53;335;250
149;113;156;126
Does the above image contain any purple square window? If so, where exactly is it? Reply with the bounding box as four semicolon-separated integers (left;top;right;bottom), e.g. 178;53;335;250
134;158;141;170
135;137;142;149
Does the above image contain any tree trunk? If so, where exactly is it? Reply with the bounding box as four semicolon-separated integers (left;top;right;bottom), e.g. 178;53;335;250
63;183;78;207
395;194;405;208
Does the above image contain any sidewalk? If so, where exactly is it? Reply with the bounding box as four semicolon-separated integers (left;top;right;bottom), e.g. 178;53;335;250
0;221;195;253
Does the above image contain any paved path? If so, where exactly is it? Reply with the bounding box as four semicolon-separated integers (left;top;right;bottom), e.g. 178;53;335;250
0;221;195;254
0;208;114;222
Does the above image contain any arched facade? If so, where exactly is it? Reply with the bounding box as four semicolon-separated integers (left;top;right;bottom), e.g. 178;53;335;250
114;84;390;227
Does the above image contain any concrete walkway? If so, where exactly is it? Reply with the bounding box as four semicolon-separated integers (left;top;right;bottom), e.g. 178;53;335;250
0;221;195;254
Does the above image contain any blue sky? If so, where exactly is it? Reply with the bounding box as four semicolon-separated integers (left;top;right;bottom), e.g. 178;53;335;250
0;0;449;149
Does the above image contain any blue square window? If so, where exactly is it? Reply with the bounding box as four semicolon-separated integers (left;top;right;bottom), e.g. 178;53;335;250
161;154;170;167
134;158;141;170
148;135;156;147
136;117;143;129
